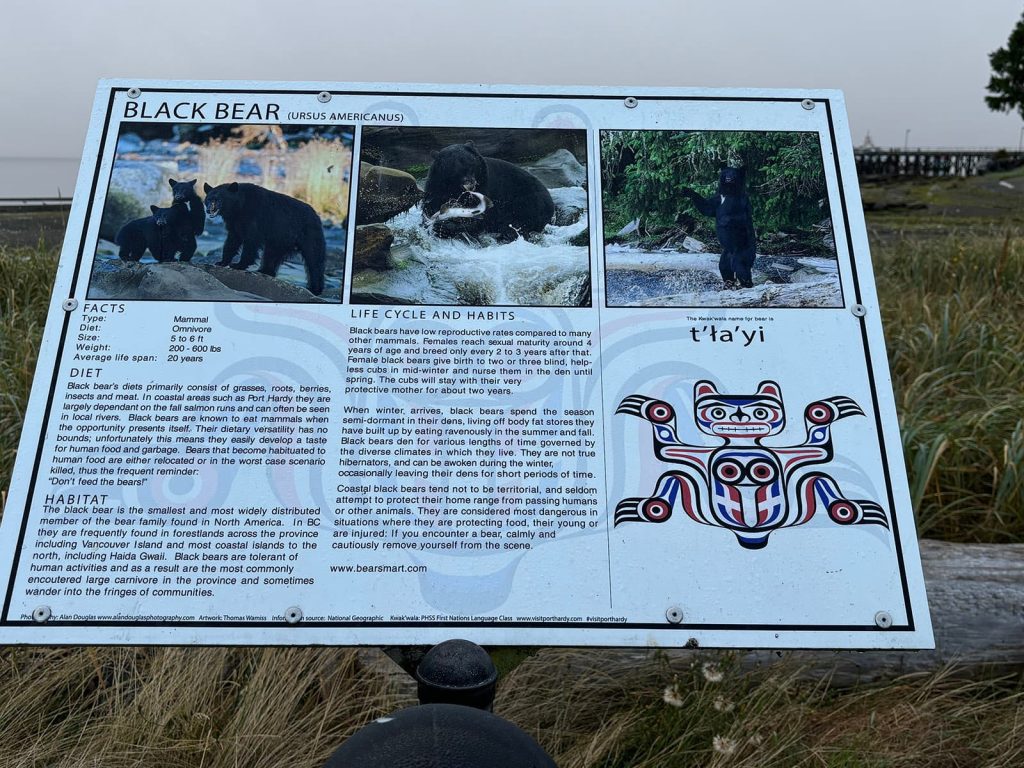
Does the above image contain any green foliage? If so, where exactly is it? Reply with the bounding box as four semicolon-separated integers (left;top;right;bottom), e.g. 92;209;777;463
601;130;829;242
986;12;1024;121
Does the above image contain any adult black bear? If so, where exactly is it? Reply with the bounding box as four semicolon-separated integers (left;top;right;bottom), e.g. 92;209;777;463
203;182;326;295
169;178;206;236
115;202;197;262
422;143;554;242
680;166;757;288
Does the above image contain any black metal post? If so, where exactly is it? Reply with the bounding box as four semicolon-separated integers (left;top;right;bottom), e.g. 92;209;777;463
322;640;558;767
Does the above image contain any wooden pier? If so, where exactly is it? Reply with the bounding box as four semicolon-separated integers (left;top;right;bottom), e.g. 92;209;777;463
854;149;1024;179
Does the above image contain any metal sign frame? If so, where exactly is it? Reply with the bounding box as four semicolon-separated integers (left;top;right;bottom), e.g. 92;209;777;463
0;81;932;648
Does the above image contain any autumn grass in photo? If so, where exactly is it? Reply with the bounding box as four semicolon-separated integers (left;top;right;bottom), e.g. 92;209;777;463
287;139;354;223
195;131;352;223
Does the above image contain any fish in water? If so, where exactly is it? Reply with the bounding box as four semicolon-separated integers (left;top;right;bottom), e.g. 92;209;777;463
425;191;493;224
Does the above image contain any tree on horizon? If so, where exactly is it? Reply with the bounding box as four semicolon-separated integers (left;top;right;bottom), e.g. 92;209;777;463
986;12;1024;122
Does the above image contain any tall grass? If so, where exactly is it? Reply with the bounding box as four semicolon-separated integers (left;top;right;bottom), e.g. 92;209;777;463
0;243;57;495
874;229;1024;540
0;646;395;768
498;651;1024;767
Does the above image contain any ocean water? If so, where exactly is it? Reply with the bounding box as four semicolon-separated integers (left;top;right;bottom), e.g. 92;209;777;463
0;158;80;199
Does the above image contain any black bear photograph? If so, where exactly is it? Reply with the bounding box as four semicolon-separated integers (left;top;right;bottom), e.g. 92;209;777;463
169;178;206;237
203;181;326;295
422;142;555;241
679;166;757;287
115;202;196;263
351;126;590;307
601;130;842;308
89;122;353;303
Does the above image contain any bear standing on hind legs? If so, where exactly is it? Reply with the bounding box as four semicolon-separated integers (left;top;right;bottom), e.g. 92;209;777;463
169;178;206;240
680;166;757;288
203;182;326;295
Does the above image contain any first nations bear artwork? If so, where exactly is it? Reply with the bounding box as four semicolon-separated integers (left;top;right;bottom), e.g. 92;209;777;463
681;167;757;288
615;379;888;550
203;182;327;295
422;143;555;241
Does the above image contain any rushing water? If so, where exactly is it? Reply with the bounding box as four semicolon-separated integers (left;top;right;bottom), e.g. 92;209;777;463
351;203;591;307
605;245;843;308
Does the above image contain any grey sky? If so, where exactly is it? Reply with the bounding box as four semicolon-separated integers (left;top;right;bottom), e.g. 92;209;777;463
1;0;1022;160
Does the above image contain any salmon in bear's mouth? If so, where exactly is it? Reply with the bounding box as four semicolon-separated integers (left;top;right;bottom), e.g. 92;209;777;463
426;191;492;224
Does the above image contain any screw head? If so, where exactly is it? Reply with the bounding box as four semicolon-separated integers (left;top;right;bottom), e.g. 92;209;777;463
62;298;78;312
851;303;867;317
801;98;815;110
317;91;332;103
127;87;142;99
874;610;893;629
284;606;303;625
665;606;684;624
32;606;51;623
624;96;638;109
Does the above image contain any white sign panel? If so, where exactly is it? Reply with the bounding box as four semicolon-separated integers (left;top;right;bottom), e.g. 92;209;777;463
0;81;932;648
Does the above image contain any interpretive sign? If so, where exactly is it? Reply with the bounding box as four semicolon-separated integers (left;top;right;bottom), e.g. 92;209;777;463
0;82;933;647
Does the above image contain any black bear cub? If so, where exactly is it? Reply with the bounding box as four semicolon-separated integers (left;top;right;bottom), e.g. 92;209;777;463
422;143;554;242
203;182;326;295
169;178;206;236
115;202;197;262
681;166;757;288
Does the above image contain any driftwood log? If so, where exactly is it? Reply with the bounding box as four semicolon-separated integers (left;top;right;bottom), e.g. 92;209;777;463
742;539;1024;684
368;540;1024;693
